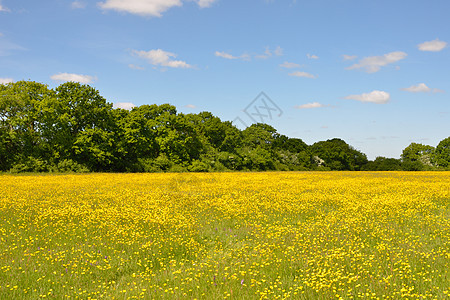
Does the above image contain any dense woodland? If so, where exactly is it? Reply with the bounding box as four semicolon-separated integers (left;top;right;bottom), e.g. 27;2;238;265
1;81;449;173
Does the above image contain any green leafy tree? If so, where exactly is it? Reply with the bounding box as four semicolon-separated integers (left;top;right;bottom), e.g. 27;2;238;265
118;105;161;161
185;112;226;150
311;138;368;170
433;137;450;168
44;82;116;170
363;157;402;171
273;135;308;153
242;123;278;149
152;109;205;164
219;124;243;153
401;143;435;168
0;81;54;169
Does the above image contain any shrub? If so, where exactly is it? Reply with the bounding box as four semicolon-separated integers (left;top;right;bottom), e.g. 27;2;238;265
9;157;48;173
53;159;90;173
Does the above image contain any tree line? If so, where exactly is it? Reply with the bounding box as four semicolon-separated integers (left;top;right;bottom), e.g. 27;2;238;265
1;81;449;173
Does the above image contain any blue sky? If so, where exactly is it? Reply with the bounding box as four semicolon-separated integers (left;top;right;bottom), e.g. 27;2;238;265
1;0;449;159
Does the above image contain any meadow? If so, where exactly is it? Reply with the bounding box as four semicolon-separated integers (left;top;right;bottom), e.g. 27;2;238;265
0;172;449;299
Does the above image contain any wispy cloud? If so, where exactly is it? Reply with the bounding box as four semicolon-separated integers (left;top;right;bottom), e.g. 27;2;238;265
98;0;217;17
0;78;13;84
401;83;444;93
71;1;86;9
128;64;145;70
215;46;282;61
295;102;325;109
50;73;97;84
0;1;10;12
0;38;26;56
288;71;316;79
197;0;217;8
132;49;192;69
255;46;283;59
215;51;239;60
346;51;407;73
342;54;357;61
113;102;136;110
417;39;447;52
344;90;390;104
273;46;283;56
98;0;182;17
185;104;197;108
307;53;319;60
279;61;301;69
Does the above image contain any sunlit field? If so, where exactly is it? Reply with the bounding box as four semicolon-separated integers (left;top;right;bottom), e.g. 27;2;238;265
0;172;449;299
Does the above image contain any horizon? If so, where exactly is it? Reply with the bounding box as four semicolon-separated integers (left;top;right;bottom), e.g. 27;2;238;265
1;0;449;160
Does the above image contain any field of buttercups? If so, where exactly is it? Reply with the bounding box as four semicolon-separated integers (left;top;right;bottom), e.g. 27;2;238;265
0;172;449;299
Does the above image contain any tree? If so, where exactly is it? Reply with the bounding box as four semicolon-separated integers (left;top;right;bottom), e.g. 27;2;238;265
242;123;278;149
273;135;308;153
46;82;116;169
185;111;226;150
433;137;450;168
118;105;161;162
0;81;54;169
401;143;435;168
363;157;402;171
311;138;368;170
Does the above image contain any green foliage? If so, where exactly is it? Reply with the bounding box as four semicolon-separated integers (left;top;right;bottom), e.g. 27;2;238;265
362;157;402;171
402;160;425;171
401;143;437;170
433;137;450;168
311;138;368;171
52;159;90;173
188;160;210;172
138;154;173;172
9;157;48;173
1;80;449;173
242;123;277;149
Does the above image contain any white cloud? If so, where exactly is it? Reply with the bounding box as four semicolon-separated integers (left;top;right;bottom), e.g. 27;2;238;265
401;83;444;93
215;51;238;60
0;78;13;84
307;53;319;59
346;51;407;73
0;32;3;37
71;1;86;9
255;46;283;59
50;73;97;84
274;46;283;56
418;39;447;52
401;83;430;93
128;64;145;70
255;48;272;59
344;90;390;104
288;71;316;79
98;0;182;17
342;54;357;61
114;102;136;110
197;0;217;8
185;104;196;108
280;61;301;68
215;46;282;61
295;102;325;109
0;1;10;12
132;49;192;68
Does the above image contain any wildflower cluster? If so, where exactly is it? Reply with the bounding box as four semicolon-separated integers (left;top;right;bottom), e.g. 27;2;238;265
0;172;448;299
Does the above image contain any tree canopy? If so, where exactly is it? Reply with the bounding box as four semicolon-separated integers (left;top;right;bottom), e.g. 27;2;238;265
1;81;449;173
